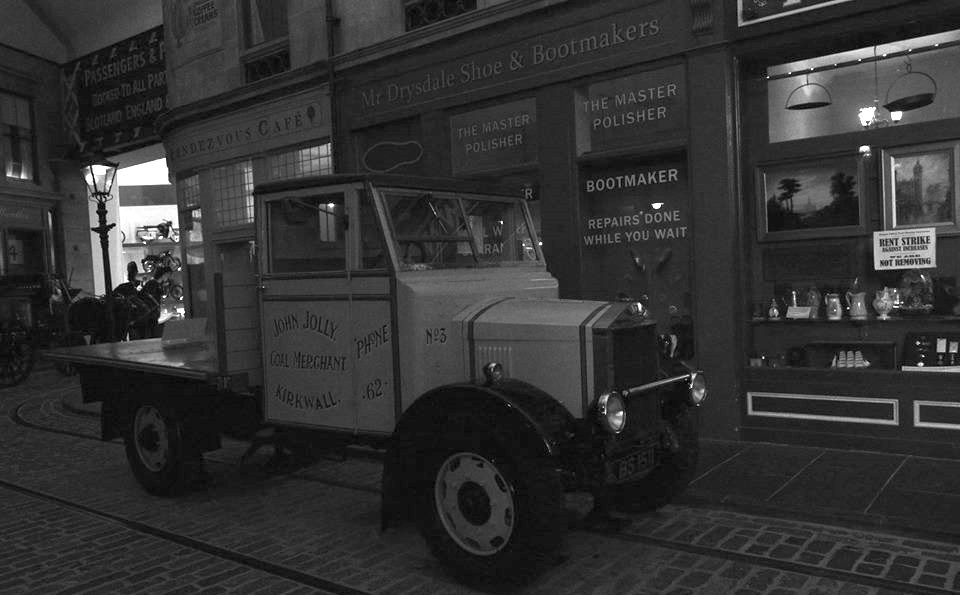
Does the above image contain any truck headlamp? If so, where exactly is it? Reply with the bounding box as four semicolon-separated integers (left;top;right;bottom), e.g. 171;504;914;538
597;391;626;434
688;372;707;406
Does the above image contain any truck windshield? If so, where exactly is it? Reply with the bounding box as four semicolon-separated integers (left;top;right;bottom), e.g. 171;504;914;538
383;190;539;270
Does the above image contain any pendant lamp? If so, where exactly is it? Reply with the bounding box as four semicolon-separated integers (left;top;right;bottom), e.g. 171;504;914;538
883;58;937;112
785;74;832;110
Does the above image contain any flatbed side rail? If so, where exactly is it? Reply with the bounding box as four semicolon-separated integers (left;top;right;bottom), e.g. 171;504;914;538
42;339;217;382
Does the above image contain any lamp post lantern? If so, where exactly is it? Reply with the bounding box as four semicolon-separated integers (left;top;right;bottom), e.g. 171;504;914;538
82;155;119;340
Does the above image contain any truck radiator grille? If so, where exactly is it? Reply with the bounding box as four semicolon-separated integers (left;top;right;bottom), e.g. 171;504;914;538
594;323;659;395
594;322;662;441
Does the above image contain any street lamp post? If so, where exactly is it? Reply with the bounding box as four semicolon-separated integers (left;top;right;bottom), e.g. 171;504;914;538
81;155;119;341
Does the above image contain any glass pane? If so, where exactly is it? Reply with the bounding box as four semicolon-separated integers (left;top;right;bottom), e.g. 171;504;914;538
384;190;538;270
768;31;960;142
268;194;345;273
183;208;206;318
177;174;200;210
267;143;333;180
4;129;33;180
211;161;253;227
6;229;43;274
462;198;538;265
245;0;288;46
359;189;386;269
0;94;13;125
387;192;473;269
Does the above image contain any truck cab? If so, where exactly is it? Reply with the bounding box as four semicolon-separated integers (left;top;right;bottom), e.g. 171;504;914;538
256;174;556;436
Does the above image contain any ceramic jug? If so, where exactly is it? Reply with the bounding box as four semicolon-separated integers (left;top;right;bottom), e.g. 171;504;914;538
846;291;868;319
825;293;842;320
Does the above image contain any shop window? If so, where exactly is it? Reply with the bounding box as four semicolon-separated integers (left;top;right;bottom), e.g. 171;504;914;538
242;0;290;83
0;93;35;182
767;31;960;143
211;161;254;228
177;174;206;318
267;143;333;180
404;0;477;31
178;173;200;211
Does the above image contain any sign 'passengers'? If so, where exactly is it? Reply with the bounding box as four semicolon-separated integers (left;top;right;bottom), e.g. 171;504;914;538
62;26;167;154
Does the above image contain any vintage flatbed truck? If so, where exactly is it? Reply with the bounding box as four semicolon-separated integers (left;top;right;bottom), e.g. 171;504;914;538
45;174;706;583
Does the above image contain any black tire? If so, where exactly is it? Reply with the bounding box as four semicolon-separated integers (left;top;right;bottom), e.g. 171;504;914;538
611;407;700;513
124;403;193;496
418;438;564;586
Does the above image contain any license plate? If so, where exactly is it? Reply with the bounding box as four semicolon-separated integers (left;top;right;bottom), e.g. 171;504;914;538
606;448;654;484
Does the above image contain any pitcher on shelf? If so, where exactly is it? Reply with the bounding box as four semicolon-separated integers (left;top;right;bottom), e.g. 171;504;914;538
873;287;896;320
825;293;843;320
845;290;868;320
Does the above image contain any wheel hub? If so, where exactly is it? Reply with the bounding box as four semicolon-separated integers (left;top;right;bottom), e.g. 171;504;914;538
434;452;515;556
457;481;492;525
133;406;168;472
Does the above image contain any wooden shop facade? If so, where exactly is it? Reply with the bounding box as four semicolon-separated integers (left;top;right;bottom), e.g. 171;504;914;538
327;0;960;454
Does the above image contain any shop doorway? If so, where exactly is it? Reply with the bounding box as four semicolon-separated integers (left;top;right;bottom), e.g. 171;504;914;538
578;155;693;349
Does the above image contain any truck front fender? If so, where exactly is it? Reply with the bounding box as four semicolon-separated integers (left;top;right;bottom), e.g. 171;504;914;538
381;379;577;530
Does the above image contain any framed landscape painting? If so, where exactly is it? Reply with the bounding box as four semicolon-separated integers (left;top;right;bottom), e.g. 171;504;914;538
757;154;865;241
882;141;960;235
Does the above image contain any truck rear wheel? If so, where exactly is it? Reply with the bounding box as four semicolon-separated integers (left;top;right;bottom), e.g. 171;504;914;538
124;403;192;496
419;440;564;585
611;408;700;512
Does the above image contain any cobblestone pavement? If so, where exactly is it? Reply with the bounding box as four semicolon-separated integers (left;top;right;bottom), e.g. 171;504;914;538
1;368;959;594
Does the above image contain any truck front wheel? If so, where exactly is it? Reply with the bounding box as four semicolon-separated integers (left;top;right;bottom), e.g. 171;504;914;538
419;441;564;585
124;403;192;496
610;407;700;512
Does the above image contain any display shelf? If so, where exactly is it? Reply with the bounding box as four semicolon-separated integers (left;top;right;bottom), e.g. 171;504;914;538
751;315;960;325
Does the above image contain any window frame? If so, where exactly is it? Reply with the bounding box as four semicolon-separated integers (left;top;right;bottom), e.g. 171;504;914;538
0;91;38;185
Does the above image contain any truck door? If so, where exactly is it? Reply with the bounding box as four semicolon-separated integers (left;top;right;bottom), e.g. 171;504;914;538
257;182;396;435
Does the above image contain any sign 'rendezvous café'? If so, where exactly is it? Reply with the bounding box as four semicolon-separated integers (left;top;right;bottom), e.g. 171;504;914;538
354;5;672;119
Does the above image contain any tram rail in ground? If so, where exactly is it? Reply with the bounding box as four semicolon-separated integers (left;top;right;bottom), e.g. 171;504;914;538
6;390;957;595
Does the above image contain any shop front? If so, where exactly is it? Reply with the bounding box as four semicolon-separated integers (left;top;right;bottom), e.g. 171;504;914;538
335;0;740;438
734;0;960;455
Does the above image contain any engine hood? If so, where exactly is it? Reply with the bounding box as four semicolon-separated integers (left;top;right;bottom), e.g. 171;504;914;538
457;297;627;343
455;297;655;416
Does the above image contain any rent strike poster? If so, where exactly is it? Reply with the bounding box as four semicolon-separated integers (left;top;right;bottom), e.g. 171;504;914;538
873;228;937;270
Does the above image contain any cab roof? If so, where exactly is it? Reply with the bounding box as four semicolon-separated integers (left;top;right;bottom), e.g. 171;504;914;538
253;173;523;199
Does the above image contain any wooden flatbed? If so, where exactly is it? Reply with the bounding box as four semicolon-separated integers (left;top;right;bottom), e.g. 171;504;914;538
43;339;217;382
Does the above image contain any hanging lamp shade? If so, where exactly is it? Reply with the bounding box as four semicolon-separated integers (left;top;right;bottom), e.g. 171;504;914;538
785;75;832;110
883;61;937;112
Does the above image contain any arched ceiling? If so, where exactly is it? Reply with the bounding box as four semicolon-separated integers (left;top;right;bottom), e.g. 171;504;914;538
2;0;161;63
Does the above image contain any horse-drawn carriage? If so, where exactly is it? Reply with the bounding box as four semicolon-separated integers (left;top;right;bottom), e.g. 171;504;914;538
0;274;157;387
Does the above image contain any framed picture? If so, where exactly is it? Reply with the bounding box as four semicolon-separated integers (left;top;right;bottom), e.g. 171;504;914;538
757;153;865;241
882;141;960;235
